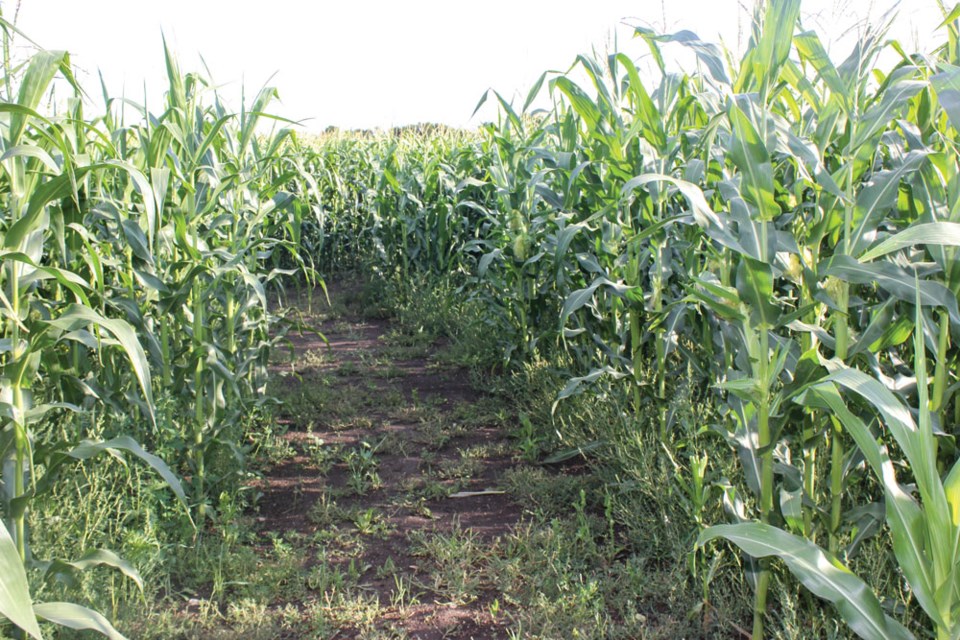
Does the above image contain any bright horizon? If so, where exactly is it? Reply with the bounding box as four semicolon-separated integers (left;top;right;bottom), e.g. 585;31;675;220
12;0;949;132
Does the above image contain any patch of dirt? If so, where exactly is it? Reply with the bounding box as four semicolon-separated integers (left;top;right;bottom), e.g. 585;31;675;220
252;283;525;638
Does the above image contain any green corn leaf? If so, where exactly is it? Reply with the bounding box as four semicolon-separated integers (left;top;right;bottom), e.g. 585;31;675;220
0;251;90;304
10;50;71;146
120;220;153;265
560;278;635;329
0;522;42;639
784;130;845;199
34;602;126;640
522;71;548;113
754;0;802;91
616;53;666;149
931;63;960;132
821;255;960;328
849;80;925;153
573;55;618;126
826;368;920;470
633;26;667;74
727;102;778;222
621;174;720;229
940;3;960;29
860;222;960;261
43;549;143;591
849;151;927;257
554;366;628;408
551;77;602;134
0;145;60;174
781;59;823;113
105;161;158;247
943;457;960;526
491;89;523;132
698;523;915;640
5;164;105;251
665;30;729;85
830;365;951;551
795;30;848;106
807;380;942;628
471;88;491;119
779;486;804;533
194;114;235;167
6;159;154;260
65;436;186;505
239;85;280;154
560;283;602;328
736;256;779;327
716;377;762;401
46;306;154;423
162;33;186;112
849;299;897;355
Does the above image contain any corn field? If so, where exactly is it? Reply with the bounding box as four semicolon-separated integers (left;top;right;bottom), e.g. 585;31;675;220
5;0;960;638
0;26;318;638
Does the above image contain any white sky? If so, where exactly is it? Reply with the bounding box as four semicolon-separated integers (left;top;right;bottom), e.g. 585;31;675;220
11;0;950;132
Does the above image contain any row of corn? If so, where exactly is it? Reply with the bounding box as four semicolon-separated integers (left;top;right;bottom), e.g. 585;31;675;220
297;2;960;638
0;29;319;637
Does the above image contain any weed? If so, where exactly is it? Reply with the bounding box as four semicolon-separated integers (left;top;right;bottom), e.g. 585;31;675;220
343;441;383;495
304;436;341;474
306;560;353;594
352;508;392;537
437;452;483;480
336;360;363;377
408;523;487;605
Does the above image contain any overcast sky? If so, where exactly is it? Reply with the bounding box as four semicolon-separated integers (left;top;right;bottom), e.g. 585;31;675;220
12;0;948;132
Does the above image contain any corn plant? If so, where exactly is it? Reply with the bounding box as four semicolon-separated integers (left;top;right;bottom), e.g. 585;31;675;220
701;274;960;640
0;43;189;639
0;15;321;635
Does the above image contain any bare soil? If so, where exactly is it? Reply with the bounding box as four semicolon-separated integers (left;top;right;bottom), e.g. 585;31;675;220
251;285;526;639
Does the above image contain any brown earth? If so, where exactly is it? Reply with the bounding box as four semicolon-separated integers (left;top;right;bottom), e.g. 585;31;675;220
250;285;527;639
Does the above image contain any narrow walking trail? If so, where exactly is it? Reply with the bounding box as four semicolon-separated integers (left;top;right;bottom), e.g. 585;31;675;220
155;283;687;639
254;284;529;638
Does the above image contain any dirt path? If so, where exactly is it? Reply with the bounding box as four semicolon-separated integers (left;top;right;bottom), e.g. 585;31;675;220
142;284;703;639
253;286;526;639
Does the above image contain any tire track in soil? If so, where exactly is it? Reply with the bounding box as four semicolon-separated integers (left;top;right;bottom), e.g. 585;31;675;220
254;286;525;639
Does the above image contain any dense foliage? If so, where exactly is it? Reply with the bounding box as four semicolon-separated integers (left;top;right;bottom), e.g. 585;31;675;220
296;3;960;638
0;33;317;638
